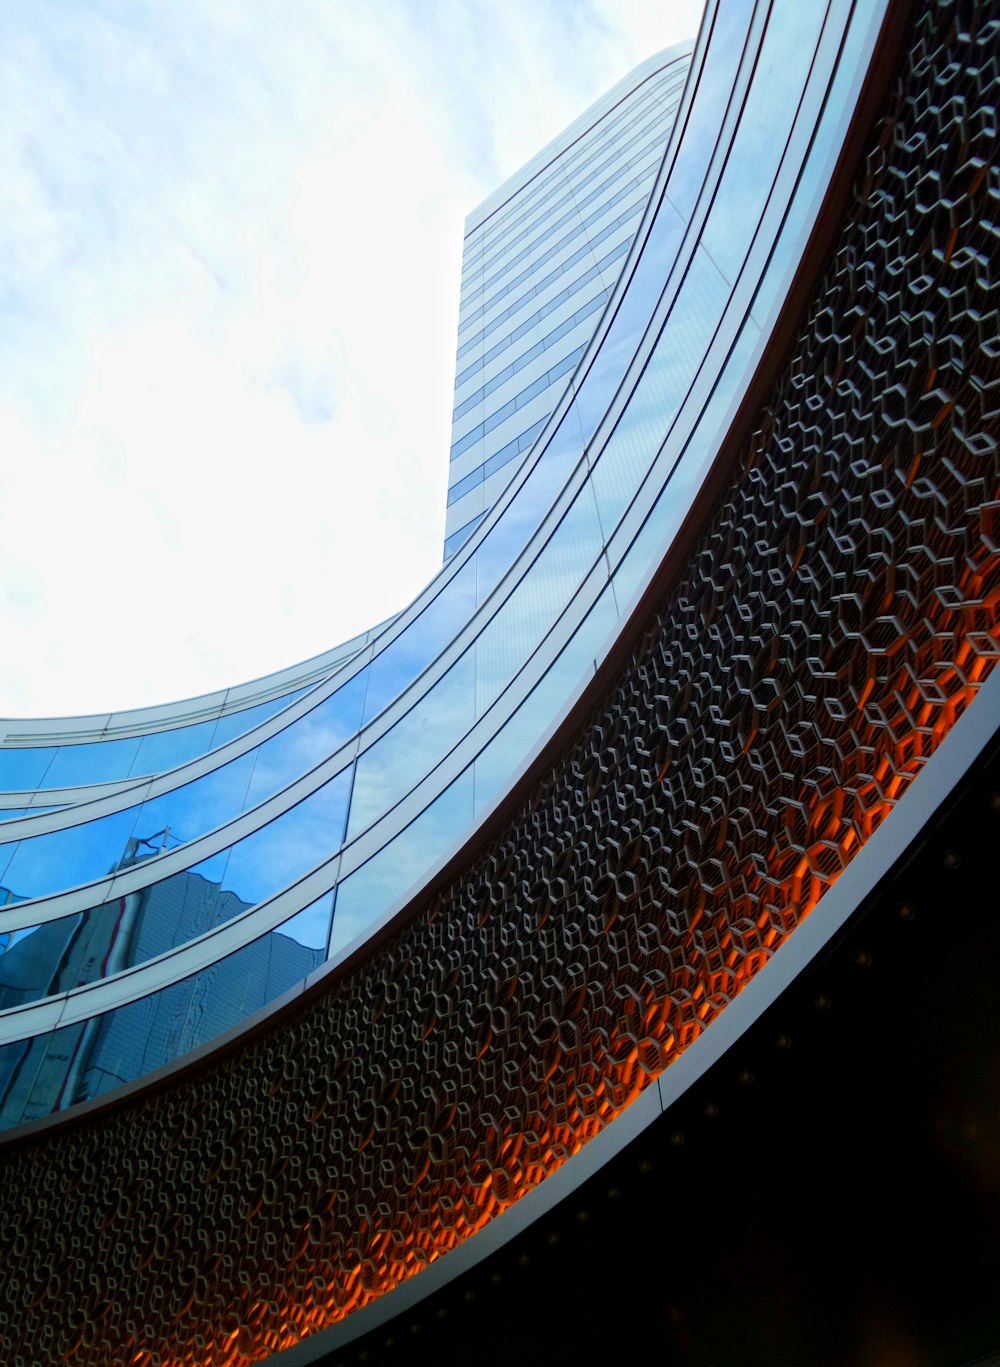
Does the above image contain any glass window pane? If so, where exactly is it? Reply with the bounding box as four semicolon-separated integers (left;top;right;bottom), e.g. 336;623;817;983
348;651;476;837
0;772;351;1007
667;0;757;222
474;581;618;816
42;736;143;789
130;718;219;777
362;560;477;723
0;748;56;792
331;769;474;959
475;481;605;717
243;671;366;807
0;806;141;903
216;770;352;908
590;244;729;535
0;896;334;1128
699;0;828;286
474;412;586;605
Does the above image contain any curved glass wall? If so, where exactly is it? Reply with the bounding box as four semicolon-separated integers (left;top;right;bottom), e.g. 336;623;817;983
0;616;385;803
0;0;893;1128
0;689;304;798
446;51;692;553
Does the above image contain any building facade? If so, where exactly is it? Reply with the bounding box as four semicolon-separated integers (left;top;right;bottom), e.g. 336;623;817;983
445;49;690;557
0;1;997;1363
0;45;695;1122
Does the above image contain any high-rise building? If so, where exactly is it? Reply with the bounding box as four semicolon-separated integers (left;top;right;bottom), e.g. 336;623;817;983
445;49;690;557
0;43;692;1122
0;2;997;1363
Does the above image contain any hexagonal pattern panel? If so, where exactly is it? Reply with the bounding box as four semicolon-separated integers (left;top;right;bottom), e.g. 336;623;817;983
0;3;996;1363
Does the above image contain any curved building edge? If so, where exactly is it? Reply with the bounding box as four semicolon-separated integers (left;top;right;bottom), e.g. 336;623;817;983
0;43;700;1055
0;1;996;1363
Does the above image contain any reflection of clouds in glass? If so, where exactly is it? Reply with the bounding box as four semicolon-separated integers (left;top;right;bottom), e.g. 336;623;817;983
331;771;474;958
129;719;220;779
279;894;334;951
217;770;352;908
0;683;359;903
475;481;605;716
42;735;142;788
243;673;366;807
136;750;257;848
700;0;825;285
474;583;619;815
362;560;478;722
208;690;303;749
348;652;476;836
577;199;688;443
474;417;585;602
589;244;727;540
2;806;139;900
665;0;748;222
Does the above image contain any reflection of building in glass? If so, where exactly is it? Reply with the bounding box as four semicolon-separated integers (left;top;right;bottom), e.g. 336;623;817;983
0;47;694;1123
0;4;998;1363
0;853;322;1126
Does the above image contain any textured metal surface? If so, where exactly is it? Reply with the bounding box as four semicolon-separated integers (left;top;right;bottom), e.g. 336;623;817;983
0;3;997;1364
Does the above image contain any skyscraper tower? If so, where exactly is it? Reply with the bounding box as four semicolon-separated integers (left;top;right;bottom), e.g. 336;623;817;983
0;3;997;1363
444;50;691;557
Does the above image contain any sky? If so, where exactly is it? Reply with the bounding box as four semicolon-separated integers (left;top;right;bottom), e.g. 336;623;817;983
0;0;704;720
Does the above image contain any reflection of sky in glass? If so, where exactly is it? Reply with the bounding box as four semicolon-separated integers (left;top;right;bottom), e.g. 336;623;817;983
280;892;334;951
474;582;619;817
0;747;57;791
215;769;351;908
699;0;827;285
41;735;143;788
125;718;220;781
474;414;587;606
590;244;729;532
750;0;876;330
331;770;474;959
0;805;139;900
475;481;605;717
0;681;365;904
243;673;366;807
0;751;254;902
0;0;874;1107
348;652;476;837
667;0;756;223
0;689;309;796
362;559;477;723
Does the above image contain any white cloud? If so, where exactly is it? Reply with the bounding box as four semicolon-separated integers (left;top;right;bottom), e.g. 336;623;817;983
0;0;703;718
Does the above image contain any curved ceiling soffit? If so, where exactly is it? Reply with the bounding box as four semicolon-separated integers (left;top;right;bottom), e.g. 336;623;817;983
0;2;997;1364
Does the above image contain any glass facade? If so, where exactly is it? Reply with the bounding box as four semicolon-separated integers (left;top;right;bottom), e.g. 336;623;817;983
6;8;1000;1365
0;6;896;1130
444;50;691;557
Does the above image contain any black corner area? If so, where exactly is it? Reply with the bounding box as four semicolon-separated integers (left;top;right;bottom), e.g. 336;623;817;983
323;721;1000;1367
